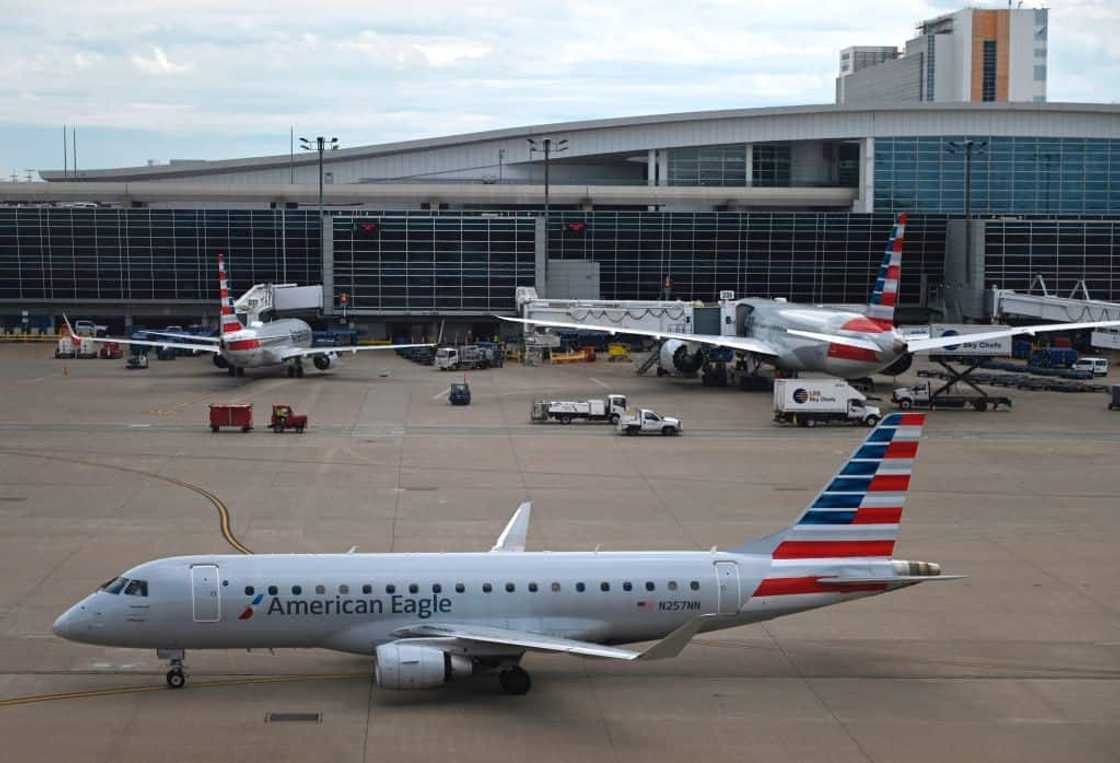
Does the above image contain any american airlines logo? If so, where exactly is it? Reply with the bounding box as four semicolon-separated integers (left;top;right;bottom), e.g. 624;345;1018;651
243;593;453;620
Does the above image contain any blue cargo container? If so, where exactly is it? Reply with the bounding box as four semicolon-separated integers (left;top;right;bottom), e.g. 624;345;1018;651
1030;347;1079;368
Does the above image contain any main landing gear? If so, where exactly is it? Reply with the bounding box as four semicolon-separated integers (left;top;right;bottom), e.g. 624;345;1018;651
286;361;305;378
158;649;187;689
227;365;245;377
498;666;532;695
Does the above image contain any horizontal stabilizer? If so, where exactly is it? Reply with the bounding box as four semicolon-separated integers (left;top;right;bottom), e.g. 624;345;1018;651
785;328;882;352
817;575;966;584
490;501;531;552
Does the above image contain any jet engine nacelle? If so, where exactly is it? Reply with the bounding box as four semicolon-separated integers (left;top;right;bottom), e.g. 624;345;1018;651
374;643;473;690
659;339;705;375
879;352;914;377
312;353;336;371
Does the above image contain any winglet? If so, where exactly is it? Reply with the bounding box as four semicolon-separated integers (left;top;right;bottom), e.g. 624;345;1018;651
491;501;531;552
637;615;712;661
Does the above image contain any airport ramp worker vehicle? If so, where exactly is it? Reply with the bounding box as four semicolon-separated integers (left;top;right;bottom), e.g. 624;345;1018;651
449;382;471;406
531;394;627;424
773;379;882;428
616;408;682;436
435;344;502;371
269;404;307;433
209;403;253;432
893;380;1011;412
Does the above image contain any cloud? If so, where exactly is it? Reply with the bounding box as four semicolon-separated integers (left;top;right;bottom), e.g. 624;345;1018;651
130;47;191;75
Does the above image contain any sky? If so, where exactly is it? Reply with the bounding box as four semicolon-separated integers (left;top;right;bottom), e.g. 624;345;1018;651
0;0;1117;180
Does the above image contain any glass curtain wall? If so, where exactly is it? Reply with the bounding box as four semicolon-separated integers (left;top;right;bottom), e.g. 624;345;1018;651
985;219;1120;302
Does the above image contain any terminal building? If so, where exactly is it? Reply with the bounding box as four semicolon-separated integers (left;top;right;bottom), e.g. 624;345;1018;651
0;9;1116;338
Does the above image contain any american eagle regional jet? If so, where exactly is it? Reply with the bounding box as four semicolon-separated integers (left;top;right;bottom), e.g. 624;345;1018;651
54;413;961;695
501;213;1120;380
66;253;430;377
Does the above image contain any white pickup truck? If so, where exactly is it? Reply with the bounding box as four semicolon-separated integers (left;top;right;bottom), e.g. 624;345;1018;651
616;408;682;436
531;394;627;424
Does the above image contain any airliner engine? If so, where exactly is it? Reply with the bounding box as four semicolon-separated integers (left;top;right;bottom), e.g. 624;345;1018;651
659;339;705;375
312;353;336;371
879;352;913;376
374;643;473;689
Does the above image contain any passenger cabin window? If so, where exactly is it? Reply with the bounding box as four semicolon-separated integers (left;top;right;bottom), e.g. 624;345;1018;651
600;582;610;592
690;581;700;591
385;584;396;594
551;583;561;592
339;585;349;595
505;583;515;593
623;582;633;592
528;583;538;593
483;583;493;593
455;583;465;593
667;581;678;591
100;577;128;595
645;582;655;591
244;586;255;596
315;585;326;595
124;580;148;597
432;584;442;594
292;585;302;595
268;586;278;596
408;584;419;594
576;582;586;592
362;584;372;595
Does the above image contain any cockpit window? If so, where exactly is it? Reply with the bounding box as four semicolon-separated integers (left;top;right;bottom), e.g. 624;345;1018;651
100;577;128;595
123;579;148;597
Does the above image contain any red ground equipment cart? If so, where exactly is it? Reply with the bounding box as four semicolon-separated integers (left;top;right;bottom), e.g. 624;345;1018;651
209;403;253;432
98;342;123;360
270;404;307;433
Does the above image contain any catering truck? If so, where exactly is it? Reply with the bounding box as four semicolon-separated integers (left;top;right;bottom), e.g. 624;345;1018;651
530;395;627;424
773;379;882;428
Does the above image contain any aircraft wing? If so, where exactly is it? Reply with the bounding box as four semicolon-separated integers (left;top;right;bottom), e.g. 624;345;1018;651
142;331;221;343
490;502;531;552
62;315;220;354
906;320;1120;354
497;316;779;357
277;343;434;361
393;616;711;662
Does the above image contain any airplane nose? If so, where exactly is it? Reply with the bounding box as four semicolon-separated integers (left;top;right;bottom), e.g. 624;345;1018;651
52;603;88;642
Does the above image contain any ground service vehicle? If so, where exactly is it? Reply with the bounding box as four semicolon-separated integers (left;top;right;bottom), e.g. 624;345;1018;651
73;319;108;337
531;395;627;424
617;408;682;436
449;382;471;406
893;381;1011;412
98;342;123;360
126;354;149;370
1030;347;1079;369
269;404;307;433
209;404;253;432
773;379;881;427
1072;357;1110;377
435;344;501;371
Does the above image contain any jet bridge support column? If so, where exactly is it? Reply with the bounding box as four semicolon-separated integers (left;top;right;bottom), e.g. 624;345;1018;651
321;212;335;316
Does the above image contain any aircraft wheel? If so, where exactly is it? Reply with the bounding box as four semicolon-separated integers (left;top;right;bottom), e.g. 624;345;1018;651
286;366;295;378
499;667;531;695
295;365;304;378
559;415;572;425
805;418;817;428
166;668;186;689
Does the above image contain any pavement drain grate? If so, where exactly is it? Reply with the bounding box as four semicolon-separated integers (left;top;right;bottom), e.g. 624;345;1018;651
266;712;322;723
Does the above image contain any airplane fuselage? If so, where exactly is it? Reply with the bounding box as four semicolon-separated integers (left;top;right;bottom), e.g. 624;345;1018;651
739;298;907;379
53;550;888;655
220;317;313;369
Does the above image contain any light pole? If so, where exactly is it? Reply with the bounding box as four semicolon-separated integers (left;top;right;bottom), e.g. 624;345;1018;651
946;139;987;284
527;137;568;290
299;135;339;214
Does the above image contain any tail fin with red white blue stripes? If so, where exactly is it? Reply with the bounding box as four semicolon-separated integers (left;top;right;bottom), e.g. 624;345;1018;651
735;412;925;559
217;253;244;336
866;213;906;329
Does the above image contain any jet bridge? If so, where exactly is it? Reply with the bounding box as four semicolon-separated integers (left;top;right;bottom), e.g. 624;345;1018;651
988;279;1120;351
234;283;323;324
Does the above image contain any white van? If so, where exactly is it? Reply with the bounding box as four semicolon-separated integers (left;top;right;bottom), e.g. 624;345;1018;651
1072;357;1110;377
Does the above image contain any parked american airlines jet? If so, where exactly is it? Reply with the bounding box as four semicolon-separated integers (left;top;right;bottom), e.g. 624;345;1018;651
54;413;960;695
502;213;1120;380
68;254;429;377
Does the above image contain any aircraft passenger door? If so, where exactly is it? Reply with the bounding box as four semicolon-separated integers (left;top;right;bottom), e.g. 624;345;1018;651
714;562;741;615
191;564;222;623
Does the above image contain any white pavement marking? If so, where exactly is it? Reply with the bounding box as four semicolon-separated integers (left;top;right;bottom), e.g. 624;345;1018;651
128;424;152;428
589;377;610;390
432;388;450;400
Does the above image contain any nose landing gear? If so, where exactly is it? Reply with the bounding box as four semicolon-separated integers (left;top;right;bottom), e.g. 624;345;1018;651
158;649;187;689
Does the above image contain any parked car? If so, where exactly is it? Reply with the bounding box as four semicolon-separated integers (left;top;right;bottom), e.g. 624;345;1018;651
1072;357;1110;377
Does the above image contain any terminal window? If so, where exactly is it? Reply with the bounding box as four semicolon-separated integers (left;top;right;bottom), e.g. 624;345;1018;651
981;40;997;102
